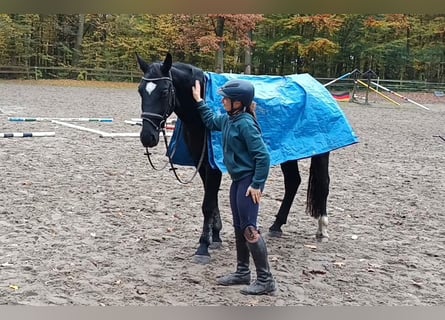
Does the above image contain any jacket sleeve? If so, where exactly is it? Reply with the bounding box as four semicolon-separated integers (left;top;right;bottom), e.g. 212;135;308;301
196;100;224;131
240;119;270;189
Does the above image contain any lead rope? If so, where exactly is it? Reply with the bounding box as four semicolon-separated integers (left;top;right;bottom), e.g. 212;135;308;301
166;126;207;185
165;75;208;184
144;127;170;171
164;74;208;184
144;120;207;184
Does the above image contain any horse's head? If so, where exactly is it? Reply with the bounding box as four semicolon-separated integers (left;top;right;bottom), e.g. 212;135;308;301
136;52;176;148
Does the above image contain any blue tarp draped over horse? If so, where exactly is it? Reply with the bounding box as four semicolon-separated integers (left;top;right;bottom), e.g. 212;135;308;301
168;72;359;172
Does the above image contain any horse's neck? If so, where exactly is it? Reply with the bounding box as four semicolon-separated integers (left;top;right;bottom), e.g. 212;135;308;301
171;65;205;126
174;100;199;126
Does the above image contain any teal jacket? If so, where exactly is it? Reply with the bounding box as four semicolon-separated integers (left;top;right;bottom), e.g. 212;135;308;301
196;100;270;189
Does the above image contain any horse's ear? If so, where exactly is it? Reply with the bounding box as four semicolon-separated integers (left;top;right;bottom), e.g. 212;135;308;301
135;52;149;73
161;52;172;74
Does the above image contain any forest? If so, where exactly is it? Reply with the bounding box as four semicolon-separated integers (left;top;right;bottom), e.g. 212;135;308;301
0;14;444;83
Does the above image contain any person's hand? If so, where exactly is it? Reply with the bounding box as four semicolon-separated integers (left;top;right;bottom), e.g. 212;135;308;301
192;80;203;103
246;185;262;204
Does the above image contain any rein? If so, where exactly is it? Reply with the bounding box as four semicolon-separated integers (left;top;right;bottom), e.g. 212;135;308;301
140;74;207;184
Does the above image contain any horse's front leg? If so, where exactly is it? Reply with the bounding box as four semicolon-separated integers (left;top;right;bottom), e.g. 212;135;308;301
207;167;223;248
193;165;222;264
268;160;301;237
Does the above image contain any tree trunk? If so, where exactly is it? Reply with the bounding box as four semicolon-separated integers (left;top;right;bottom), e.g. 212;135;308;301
244;29;252;74
72;14;85;66
215;16;225;73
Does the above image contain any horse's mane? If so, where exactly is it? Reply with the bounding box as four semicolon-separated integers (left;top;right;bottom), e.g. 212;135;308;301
171;62;205;85
167;61;205;124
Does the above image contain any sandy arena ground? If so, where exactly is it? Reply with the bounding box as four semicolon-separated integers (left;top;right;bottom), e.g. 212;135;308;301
0;80;444;306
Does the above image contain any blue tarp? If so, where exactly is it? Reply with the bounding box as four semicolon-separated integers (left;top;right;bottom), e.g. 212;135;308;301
168;72;359;172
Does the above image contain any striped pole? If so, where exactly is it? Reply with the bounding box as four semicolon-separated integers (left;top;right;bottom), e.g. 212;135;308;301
370;81;430;111
124;120;142;126
356;79;401;106
102;131;173;138
323;71;352;87
127;119;176;130
130;118;176;124
125;120;175;130
1;132;55;138
8;117;113;122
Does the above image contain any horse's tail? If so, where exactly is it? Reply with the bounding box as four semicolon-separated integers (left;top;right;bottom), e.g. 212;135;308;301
306;152;330;219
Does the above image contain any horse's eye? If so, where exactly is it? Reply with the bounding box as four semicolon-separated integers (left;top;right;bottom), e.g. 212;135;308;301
161;90;169;97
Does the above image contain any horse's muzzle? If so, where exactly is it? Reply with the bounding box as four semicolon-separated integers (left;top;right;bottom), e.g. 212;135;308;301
140;129;159;148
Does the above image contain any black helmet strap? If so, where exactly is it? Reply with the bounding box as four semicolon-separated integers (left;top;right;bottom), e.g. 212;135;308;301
228;100;246;116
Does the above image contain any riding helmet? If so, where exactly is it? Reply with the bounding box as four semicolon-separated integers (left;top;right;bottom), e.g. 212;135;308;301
217;79;255;107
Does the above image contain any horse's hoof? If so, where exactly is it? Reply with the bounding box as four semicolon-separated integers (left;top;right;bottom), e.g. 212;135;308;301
315;233;329;242
212;235;223;244
193;254;211;265
209;241;223;250
267;230;283;238
316;216;329;242
268;222;283;238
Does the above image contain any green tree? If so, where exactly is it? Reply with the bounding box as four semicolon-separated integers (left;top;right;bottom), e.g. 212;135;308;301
1;14;444;83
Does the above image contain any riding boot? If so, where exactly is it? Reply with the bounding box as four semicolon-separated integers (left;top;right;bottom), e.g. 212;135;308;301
240;235;277;295
216;229;251;286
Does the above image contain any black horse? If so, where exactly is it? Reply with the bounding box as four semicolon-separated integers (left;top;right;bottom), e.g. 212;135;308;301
136;52;330;264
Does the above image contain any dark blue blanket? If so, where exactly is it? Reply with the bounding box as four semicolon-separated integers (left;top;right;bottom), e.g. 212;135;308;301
168;72;359;172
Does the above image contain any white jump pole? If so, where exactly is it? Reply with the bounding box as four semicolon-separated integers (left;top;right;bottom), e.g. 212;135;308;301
8;117;113;122
51;120;109;136
51;120;151;138
100;132;140;138
1;132;55;138
370;81;430;111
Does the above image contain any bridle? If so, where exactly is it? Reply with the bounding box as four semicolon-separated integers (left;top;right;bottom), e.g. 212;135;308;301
139;73;207;184
140;75;176;132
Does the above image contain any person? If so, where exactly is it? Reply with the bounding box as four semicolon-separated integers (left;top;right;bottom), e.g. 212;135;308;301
192;78;277;295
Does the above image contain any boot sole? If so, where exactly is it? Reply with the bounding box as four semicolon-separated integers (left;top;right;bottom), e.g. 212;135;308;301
240;288;277;296
217;279;251;286
218;282;252;286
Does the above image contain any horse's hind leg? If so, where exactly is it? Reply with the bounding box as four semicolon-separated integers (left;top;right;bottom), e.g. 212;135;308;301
307;153;330;241
268;160;301;237
193;166;222;264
